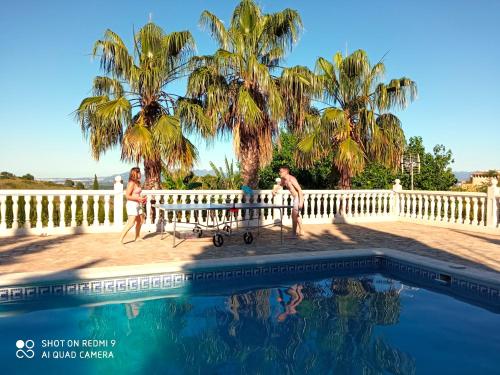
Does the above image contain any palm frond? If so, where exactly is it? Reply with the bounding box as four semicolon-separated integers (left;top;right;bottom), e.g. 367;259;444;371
92;76;125;97
121;121;154;164
199;11;230;49
92;30;133;78
375;78;417;111
334;138;366;177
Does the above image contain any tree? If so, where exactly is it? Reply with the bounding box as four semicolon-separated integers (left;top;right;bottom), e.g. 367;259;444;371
64;179;75;187
162;170;202;190
352;136;457;191
294;50;417;189
76;182;85;190
351;162;397;190
20;174;34;180
93;174;100;190
400;136;456;190
180;0;303;187
0;171;15;179
258;131;338;189
209;157;243;189
76;22;198;189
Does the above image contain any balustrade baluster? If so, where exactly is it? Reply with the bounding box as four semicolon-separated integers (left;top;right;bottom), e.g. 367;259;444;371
436;196;442;221
376;193;381;215
346;194;352;217
429;196;436;220
361;193;367;217
47;195;54;229
70;195;77;227
312;193;318;219
411;194;417;219
81;196;88;226
457;197;463;224
472;197;479;226
352;193;358;217
104;195;110;226
145;194;152;227
302;192;309;220
36;195;43;229
319;193;325;219
422;195;429;220
442;196;449;222
449;196;456;223
60;195;67;227
24;195;31;229
405;194;412;218
479;197;486;226
12;196;19;229
93;195;99;226
180;194;187;222
464;197;471;225
383;193;389;215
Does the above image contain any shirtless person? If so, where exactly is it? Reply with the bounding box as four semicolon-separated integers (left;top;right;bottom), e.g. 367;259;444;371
273;166;304;237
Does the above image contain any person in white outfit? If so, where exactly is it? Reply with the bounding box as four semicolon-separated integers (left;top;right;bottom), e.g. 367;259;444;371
120;167;147;243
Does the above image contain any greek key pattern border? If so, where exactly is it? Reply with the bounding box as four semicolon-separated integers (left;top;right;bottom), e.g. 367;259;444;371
1;256;499;303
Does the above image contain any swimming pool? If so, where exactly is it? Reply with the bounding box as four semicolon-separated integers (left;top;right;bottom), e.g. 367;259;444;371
1;262;499;374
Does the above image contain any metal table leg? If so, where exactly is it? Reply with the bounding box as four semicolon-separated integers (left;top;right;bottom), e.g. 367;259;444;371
257;209;260;236
280;207;284;244
160;210;165;240
172;212;177;247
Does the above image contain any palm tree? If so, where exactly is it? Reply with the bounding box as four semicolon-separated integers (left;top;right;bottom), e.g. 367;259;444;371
179;0;303;188
295;50;417;189
209;156;243;189
76;23;198;189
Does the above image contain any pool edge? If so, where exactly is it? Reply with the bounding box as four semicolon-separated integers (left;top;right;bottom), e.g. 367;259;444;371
1;247;498;288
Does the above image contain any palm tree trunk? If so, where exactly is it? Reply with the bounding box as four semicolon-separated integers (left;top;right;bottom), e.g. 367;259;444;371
339;168;351;190
143;158;162;190
240;138;260;188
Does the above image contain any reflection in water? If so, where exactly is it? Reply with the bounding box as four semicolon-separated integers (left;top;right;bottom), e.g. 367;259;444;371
83;275;416;374
276;284;304;322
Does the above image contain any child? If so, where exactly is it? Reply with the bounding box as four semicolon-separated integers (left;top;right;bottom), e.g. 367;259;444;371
119;167;147;243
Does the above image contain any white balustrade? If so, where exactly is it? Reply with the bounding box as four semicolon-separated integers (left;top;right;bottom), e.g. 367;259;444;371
395;189;493;231
1;177;499;236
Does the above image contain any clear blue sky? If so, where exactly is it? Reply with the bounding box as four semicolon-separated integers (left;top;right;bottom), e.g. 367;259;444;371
0;0;499;178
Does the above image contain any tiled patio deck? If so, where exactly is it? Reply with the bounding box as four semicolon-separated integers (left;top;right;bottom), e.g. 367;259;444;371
1;222;499;277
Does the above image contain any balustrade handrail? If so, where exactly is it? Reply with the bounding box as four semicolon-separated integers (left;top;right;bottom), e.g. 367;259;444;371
0;188;394;196
0;189;114;196
400;189;487;197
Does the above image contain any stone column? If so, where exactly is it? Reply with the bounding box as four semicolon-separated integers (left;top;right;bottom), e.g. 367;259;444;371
486;178;499;228
392;179;403;217
114;176;124;227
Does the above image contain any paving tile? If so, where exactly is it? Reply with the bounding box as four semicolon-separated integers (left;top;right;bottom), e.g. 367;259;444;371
0;222;499;275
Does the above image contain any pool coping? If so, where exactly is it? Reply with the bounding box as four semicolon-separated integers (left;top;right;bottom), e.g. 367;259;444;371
1;247;499;288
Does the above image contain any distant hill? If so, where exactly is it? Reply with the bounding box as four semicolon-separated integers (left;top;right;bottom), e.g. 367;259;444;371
39;168;214;188
0;178;72;190
453;171;472;182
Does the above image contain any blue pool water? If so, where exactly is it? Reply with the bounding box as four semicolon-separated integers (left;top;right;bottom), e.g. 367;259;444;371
1;273;499;374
